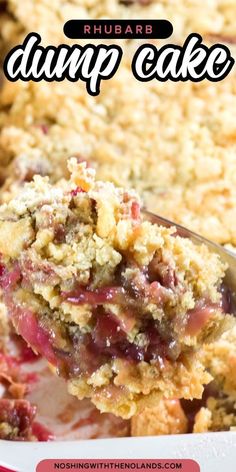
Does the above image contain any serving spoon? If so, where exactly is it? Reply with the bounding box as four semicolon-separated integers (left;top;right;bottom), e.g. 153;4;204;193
143;210;236;313
0;211;235;472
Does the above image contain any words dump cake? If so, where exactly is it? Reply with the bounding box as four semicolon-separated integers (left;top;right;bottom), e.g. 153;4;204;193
0;159;233;418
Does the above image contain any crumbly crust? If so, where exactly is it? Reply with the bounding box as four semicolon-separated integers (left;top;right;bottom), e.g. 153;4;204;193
203;325;236;397
0;71;236;245
131;399;188;436
193;407;213;433
193;397;236;433
68;354;211;418
0;160;231;418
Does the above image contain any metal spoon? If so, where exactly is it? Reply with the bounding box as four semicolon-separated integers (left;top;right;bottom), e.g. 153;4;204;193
143;210;236;312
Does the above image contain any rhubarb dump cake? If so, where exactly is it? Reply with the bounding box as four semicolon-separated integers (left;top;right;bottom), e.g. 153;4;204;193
0;0;235;438
0;159;233;419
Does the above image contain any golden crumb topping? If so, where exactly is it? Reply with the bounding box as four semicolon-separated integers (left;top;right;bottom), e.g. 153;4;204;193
0;161;231;418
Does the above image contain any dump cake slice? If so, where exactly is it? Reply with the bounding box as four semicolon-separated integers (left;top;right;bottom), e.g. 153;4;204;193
0;159;232;418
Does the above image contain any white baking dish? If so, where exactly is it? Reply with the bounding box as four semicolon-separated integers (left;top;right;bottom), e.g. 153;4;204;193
0;432;235;472
1;352;236;472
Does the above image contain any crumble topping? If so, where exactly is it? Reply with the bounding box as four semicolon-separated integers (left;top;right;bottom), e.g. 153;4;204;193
1;72;236;246
193;396;236;433
131;399;188;436
203;324;236;397
0;160;232;418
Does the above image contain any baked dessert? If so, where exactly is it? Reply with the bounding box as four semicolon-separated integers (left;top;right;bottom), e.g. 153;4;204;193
0;0;236;433
0;159;232;418
0;1;236;246
0;399;36;440
0;68;236;245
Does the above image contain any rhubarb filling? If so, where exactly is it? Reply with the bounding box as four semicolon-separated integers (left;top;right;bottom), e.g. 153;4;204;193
0;159;232;418
0;262;231;380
